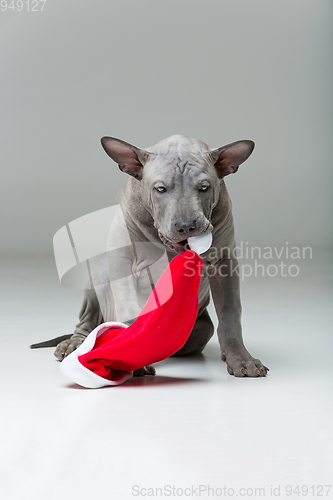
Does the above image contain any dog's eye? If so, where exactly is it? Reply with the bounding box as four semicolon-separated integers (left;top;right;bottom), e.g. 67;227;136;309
155;186;167;193
199;185;209;192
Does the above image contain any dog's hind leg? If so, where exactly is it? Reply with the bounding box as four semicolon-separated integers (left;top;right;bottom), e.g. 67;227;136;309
53;257;156;376
54;285;105;360
54;257;111;361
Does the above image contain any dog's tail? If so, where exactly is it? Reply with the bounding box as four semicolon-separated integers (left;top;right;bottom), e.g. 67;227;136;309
30;334;72;349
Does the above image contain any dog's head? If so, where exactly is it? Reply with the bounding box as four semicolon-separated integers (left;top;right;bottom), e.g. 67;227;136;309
101;135;254;252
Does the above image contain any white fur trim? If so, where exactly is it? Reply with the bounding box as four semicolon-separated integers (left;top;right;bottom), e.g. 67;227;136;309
188;232;212;255
60;322;133;388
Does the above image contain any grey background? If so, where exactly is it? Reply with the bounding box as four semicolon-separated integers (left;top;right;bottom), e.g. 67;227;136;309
0;0;332;257
1;3;332;495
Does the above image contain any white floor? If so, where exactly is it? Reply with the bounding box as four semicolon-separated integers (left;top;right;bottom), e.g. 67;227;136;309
0;250;332;500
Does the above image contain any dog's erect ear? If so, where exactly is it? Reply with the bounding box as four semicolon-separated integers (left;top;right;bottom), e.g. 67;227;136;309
101;137;150;180
210;140;255;177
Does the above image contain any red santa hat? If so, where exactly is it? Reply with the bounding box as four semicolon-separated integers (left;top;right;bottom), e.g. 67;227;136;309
60;233;212;388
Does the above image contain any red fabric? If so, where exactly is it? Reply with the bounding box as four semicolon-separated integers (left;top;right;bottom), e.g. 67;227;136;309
78;250;202;380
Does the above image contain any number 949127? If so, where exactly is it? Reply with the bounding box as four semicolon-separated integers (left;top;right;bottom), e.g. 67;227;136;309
1;0;46;11
286;485;331;496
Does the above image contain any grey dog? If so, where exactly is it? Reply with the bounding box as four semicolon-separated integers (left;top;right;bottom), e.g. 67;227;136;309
33;135;268;378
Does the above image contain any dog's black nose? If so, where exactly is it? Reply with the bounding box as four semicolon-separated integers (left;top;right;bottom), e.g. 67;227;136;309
175;219;197;234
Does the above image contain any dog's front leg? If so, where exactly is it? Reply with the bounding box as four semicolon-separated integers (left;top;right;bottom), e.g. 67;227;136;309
209;258;268;377
108;253;143;325
108;252;156;377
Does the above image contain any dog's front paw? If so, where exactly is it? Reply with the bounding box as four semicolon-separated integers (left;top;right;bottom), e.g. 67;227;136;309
221;347;269;377
54;335;85;361
133;365;156;377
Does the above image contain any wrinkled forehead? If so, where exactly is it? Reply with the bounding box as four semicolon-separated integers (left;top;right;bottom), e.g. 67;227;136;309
143;152;215;184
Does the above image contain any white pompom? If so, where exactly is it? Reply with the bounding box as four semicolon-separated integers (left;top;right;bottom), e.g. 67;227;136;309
187;232;212;255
